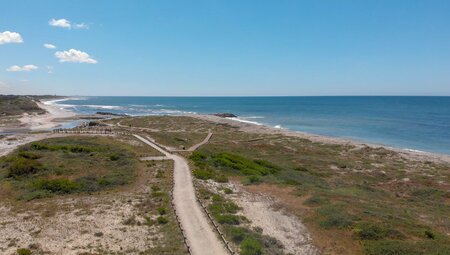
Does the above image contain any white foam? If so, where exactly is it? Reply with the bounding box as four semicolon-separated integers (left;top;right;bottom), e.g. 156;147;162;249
82;105;122;110
242;116;265;119
226;117;263;126
274;125;283;129
404;148;426;153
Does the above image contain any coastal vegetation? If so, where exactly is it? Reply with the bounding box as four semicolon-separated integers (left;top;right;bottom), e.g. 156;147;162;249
0;136;141;200
0;135;187;254
117;115;450;255
0;95;48;116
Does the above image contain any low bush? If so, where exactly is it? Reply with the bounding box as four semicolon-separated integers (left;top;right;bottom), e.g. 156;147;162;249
16;248;32;255
228;226;249;243
223;187;233;194
217;214;240;225
7;157;42;177
32;178;80;194
424;230;435;239
191;151;281;178
109;154;120;161
213;174;229;183
31;142;92;153
247;175;260;184
355;223;389;240
364;240;418;255
240;236;263;255
157;216;169;224
75;176;100;192
18;151;41;159
157;207;167;215
193;168;214;180
318;205;353;229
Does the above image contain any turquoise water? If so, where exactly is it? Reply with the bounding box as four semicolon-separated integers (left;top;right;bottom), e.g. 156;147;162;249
51;96;450;155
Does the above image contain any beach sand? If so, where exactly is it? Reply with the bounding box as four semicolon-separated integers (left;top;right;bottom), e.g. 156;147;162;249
18;101;76;131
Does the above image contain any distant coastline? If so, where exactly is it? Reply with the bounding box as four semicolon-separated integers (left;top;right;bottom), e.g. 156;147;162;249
36;97;450;163
47;96;450;156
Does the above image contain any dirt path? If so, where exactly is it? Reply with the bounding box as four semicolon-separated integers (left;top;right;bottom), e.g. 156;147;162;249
133;134;228;255
170;132;213;152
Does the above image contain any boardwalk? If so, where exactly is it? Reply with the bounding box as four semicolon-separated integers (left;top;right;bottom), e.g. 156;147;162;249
133;135;228;255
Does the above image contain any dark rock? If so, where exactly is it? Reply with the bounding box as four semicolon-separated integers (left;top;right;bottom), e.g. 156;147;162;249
212;113;237;118
95;111;128;116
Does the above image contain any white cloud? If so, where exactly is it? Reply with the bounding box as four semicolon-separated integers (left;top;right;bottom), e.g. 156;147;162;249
44;43;56;49
55;49;97;64
47;66;54;74
0;31;23;44
49;18;71;29
6;65;39;72
74;23;89;29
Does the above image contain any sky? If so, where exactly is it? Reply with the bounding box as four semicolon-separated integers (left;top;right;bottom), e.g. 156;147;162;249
1;0;450;96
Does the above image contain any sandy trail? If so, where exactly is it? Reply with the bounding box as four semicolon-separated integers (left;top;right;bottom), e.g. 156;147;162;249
185;132;213;152
133;134;228;255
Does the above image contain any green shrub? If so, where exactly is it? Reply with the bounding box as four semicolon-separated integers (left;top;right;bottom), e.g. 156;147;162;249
320;214;353;229
253;159;281;173
424;230;435;239
155;170;164;178
32;178;80;194
247;176;260;184
364;240;419;255
157;207;167;215
318;205;353;229
355;223;388;240
190;151;207;164
75;176;100;192
223;187;233;194
240;236;263;255
16;248;32;255
157;216;168;224
213;174;229;183
228;226;249;243
193;169;214;180
7;157;42;177
217;214;240;225
20;190;51;201
30;142;92;153
294;166;309;172
18;151;41;159
109;154;120;161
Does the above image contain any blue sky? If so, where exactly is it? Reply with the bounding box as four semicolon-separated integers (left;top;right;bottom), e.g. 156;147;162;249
1;0;449;96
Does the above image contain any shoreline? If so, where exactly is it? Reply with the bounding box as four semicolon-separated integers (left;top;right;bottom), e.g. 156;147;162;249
20;100;77;130
189;113;450;163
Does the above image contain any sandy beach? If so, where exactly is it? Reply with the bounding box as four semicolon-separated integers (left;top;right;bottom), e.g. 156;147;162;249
18;101;76;131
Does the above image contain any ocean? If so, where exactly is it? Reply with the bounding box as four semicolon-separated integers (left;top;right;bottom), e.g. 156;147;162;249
49;96;450;155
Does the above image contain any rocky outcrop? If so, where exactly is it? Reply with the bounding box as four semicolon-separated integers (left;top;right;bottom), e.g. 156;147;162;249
212;113;237;118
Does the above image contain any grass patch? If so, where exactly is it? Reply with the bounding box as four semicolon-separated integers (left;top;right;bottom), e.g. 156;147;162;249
0;136;139;200
190;151;280;183
16;248;32;255
317;205;354;229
